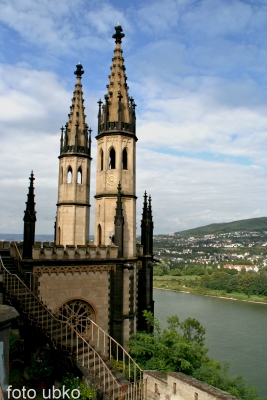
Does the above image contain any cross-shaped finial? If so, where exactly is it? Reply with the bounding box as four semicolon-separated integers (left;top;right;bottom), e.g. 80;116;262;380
112;24;125;44
74;62;84;77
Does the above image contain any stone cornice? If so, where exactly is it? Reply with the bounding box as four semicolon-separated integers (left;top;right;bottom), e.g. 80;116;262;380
94;193;137;200
33;264;116;275
96;131;138;142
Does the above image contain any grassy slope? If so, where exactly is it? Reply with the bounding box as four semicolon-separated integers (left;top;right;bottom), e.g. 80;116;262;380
175;217;267;238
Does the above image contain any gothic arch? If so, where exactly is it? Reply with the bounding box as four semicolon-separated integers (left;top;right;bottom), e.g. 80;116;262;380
67;166;72;183
109;147;116;169
60;167;63;184
58;226;61;245
57;298;96;336
100;148;104;171
122;147;127;170
98;224;102;245
77;166;82;184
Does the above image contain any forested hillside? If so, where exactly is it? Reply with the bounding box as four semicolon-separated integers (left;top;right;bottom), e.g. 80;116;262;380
176;217;267;238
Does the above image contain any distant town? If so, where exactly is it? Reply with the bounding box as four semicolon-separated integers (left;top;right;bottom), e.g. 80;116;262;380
149;218;267;302
150;229;267;270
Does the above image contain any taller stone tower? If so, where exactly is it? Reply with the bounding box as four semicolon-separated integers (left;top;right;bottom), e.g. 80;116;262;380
94;25;137;258
55;63;92;247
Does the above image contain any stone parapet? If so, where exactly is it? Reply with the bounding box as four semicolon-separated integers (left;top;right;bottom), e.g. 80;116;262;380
0;305;20;400
31;243;119;260
144;371;240;400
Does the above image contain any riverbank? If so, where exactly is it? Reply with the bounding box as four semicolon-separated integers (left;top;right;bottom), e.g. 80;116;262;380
153;277;267;304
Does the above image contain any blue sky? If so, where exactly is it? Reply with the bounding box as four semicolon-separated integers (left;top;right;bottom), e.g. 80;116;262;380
0;0;266;234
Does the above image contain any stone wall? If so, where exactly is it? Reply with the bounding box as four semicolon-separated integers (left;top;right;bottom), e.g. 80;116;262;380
38;269;110;334
0;305;19;400
144;371;240;400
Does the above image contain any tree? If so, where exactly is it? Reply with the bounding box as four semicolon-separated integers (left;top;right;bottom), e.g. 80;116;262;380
128;311;266;400
153;267;164;276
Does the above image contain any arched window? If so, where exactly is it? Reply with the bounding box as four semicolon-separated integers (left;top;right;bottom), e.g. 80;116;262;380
58;227;61;245
60;167;63;184
98;224;102;245
100;149;104;171
109;148;116;169
77;167;82;184
67;166;72;183
122;148;127;170
57;299;95;336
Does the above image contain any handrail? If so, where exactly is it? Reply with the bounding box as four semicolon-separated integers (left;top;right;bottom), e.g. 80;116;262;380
1;258;146;399
13;241;22;261
0;258;120;394
33;271;143;381
11;241;22;273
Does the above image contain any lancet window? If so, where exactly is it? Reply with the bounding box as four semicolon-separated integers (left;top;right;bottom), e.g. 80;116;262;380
100;149;104;171
122;148;127;170
77;167;82;184
67;166;72;183
109;148;116;169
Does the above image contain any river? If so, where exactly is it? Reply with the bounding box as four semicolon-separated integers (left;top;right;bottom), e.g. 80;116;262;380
154;289;267;397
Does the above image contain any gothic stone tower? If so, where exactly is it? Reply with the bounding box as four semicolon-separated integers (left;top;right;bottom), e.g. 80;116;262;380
55;63;91;247
94;24;137;258
19;26;154;349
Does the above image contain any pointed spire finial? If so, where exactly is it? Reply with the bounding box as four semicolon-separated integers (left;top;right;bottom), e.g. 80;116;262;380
23;171;36;259
112;24;125;44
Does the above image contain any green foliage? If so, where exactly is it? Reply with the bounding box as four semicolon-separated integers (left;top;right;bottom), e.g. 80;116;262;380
128;311;208;375
9;369;24;388
129;312;265;400
183;267;205;276
153;267;164;276
193;363;266;400
9;331;20;357
159;257;170;275
60;374;97;400
29;349;54;382
200;270;267;296
169;268;182;276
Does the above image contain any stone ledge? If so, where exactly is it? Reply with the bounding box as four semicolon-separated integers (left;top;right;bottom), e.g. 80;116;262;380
32;244;119;260
144;371;240;400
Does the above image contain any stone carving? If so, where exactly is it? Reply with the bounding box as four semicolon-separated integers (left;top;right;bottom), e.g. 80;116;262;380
33;264;116;275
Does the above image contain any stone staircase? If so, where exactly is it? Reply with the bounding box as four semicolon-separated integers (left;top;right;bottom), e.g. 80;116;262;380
0;246;145;400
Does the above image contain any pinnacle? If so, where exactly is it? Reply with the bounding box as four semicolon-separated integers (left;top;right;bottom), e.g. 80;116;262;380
105;25;131;124
60;63;91;154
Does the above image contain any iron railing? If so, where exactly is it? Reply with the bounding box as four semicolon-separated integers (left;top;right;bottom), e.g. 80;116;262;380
0;257;146;400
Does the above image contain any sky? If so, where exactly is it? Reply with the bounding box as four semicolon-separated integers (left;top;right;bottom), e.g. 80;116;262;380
0;0;266;235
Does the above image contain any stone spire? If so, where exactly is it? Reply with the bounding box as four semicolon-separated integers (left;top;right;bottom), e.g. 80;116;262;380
114;182;124;257
148;195;154;255
141;191;153;255
23;171;36;259
60;62;91;155
97;24;136;135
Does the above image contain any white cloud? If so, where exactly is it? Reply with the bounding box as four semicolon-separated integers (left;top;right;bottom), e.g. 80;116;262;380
0;0;266;235
136;149;267;233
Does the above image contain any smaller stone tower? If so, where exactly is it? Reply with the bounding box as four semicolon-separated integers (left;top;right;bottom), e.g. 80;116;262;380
55;63;92;247
23;171;36;259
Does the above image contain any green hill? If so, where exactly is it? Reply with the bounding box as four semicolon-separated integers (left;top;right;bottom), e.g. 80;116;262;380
175;217;267;238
